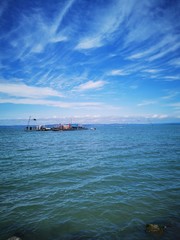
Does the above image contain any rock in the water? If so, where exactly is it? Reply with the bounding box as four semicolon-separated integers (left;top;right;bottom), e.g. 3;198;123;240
146;224;166;234
7;236;22;240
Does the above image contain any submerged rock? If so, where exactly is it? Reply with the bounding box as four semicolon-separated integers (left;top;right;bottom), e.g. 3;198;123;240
146;223;166;234
7;236;22;240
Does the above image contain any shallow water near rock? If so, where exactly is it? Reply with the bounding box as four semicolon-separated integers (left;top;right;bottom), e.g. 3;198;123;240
0;124;180;240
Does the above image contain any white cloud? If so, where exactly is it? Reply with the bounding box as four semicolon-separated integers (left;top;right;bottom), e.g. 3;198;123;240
0;82;105;109
137;100;157;107
108;69;128;76
168;102;180;109
50;35;68;43
50;0;75;34
148;42;180;62
30;12;70;54
75;37;102;50
74;80;106;91
0;1;8;18
0;97;102;109
150;114;168;119
128;52;147;60
0;82;63;98
30;0;74;52
143;69;161;74
128;35;179;61
75;0;136;50
162;91;179;100
3;0;75;58
169;58;180;67
164;76;180;81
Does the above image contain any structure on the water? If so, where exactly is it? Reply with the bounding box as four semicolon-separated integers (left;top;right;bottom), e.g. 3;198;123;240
25;117;88;131
26;123;88;131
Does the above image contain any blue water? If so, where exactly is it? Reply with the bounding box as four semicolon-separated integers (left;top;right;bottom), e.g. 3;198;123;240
0;124;180;240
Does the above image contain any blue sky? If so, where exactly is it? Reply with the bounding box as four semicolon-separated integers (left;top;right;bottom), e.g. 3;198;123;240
0;0;180;124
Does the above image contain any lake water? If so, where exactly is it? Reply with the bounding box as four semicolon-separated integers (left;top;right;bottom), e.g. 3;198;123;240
0;124;180;240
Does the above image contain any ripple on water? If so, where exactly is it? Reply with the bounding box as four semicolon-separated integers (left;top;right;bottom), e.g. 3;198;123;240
0;125;180;239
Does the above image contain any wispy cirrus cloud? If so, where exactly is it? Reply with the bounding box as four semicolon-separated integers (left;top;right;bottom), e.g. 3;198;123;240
137;100;158;107
128;35;180;62
148;42;180;62
0;82;63;98
0;0;8;18
0;81;104;109
161;91;179;100
50;0;75;35
142;69;161;74
0;97;102;109
163;76;180;81
168;102;180;110
107;69;129;76
75;37;102;50
1;0;75;59
75;0;136;50
169;58;180;67
127;1;180;44
74;80;106;91
0;0;180;122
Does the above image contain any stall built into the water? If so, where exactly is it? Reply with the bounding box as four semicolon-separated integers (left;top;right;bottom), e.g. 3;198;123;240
25;116;92;132
25;123;88;132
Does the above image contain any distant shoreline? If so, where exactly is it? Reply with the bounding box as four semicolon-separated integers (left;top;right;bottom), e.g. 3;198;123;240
0;122;179;127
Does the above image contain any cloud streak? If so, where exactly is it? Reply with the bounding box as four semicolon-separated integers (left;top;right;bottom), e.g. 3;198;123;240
0;0;180;122
74;80;106;91
75;0;136;50
0;82;63;98
128;35;180;62
0;97;102;108
1;0;75;59
108;69;129;76
0;0;8;18
137;100;158;107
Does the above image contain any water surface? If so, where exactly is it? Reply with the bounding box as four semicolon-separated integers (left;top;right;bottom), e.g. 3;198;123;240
0;124;180;239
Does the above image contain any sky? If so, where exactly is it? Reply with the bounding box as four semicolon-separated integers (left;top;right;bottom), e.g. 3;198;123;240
0;0;180;124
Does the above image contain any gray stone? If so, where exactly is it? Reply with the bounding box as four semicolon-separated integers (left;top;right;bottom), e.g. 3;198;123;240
146;223;166;234
7;236;22;240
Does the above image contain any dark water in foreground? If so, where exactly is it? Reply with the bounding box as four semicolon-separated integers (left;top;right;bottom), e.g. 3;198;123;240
0;124;180;240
